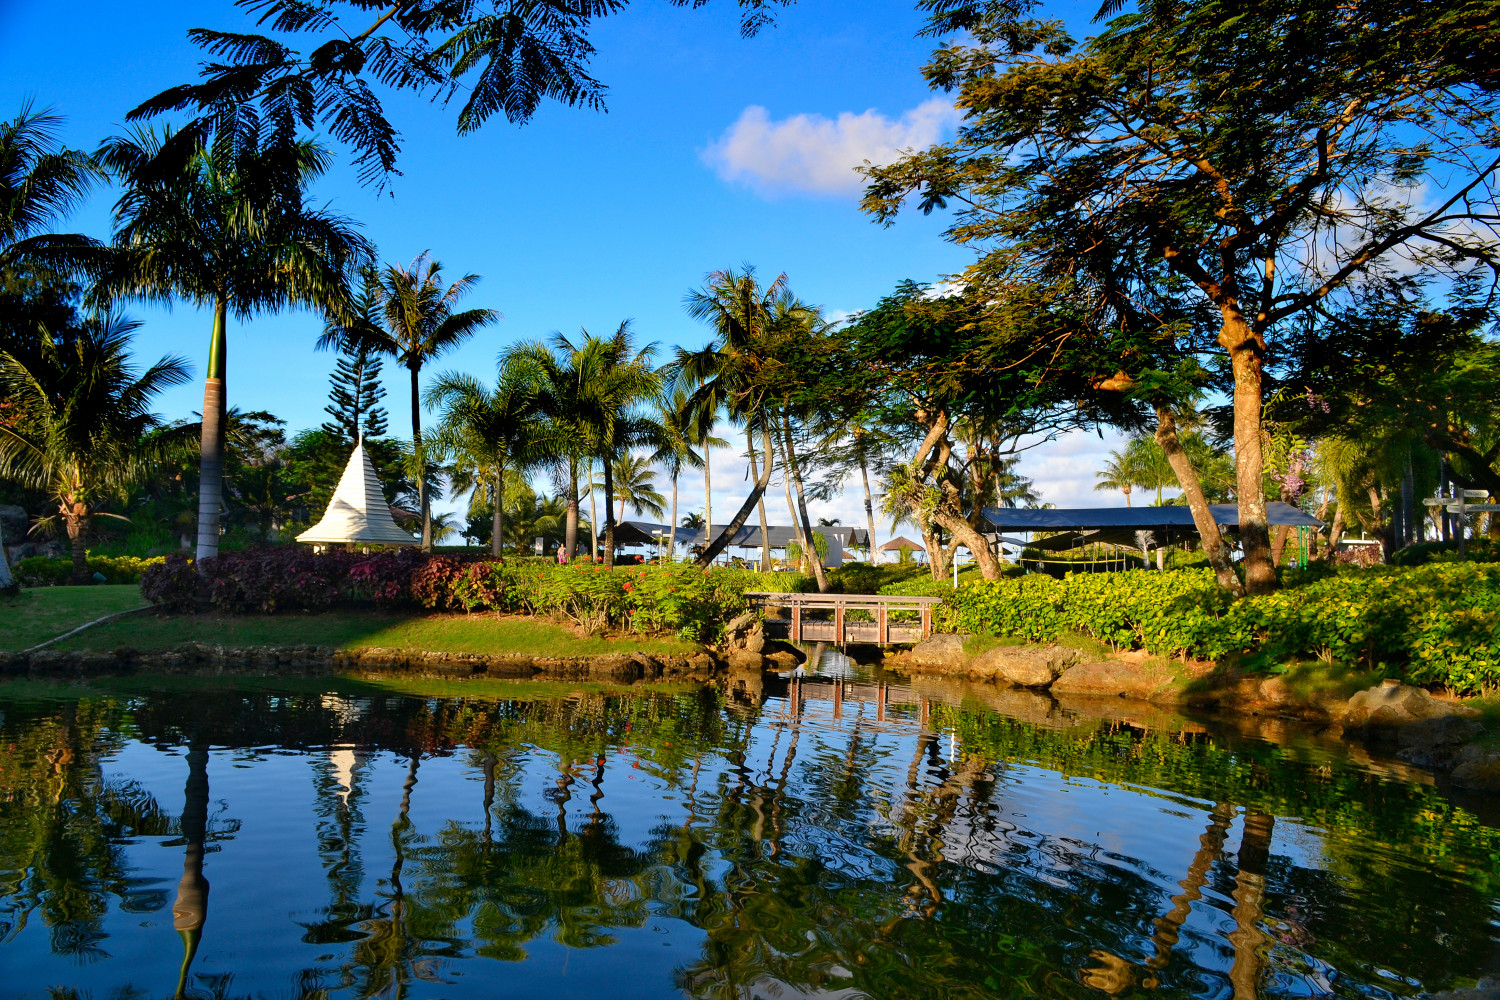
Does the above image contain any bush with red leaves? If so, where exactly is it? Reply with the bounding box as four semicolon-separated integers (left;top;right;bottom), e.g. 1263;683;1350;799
348;549;426;608
140;553;200;612
199;548;355;613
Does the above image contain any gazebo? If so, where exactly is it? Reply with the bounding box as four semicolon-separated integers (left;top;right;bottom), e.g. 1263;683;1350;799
880;536;927;563
297;439;417;547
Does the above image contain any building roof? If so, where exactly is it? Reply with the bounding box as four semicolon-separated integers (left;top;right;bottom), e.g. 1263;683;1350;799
296;440;418;546
880;535;926;551
617;521;870;549
979;502;1323;533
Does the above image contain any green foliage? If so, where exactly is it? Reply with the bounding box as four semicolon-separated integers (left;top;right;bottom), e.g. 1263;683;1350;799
1391;538;1500;567
14;553;164;587
942;564;1500;693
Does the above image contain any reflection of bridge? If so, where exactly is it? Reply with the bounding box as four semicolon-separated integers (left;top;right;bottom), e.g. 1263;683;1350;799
745;592;944;645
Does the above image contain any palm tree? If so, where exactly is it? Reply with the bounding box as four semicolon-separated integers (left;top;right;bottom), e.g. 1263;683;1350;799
680;511;705;532
426;354;546;558
0;102;103;274
99;127;370;566
609;453;667;523
503;492;569;554
649;388;716;562
1095;448;1138;506
0;314;195;583
321;254;499;550
524;322;661;569
678;265;789;566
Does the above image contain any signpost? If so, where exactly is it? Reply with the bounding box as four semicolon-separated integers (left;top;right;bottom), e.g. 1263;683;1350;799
1422;490;1499;559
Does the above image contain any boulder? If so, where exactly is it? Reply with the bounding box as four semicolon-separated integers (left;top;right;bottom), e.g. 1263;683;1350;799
909;633;969;671
1451;745;1500;793
1434;977;1500;1000
967;644;1080;687
727;650;768;671
723;611;758;641
765;650;801;669
742;623;766;654
1339;681;1479;740
1394;714;1485;770
1051;660;1171;700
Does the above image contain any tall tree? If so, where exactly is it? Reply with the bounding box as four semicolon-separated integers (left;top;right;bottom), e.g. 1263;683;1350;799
99;128;370;566
0;102;103;275
319;272;389;443
131;1;794;191
862;0;1500;593
322;253;499;550
426;354;547;559
649;387;708;563
0;315;196;583
609;453;667;523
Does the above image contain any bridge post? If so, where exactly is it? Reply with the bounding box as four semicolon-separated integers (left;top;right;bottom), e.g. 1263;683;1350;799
921;605;932;639
792;601;802;644
834;602;845;645
878;605;888;645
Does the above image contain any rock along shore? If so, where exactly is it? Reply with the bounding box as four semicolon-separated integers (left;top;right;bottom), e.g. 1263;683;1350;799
897;632;1500;793
0;642;724;685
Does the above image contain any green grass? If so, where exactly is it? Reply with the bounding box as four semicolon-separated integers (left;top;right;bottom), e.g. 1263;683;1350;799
0;586;147;650
51;605;697;658
0;672;698;703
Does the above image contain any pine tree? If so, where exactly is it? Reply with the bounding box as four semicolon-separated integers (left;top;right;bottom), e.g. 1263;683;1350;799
321;341;388;443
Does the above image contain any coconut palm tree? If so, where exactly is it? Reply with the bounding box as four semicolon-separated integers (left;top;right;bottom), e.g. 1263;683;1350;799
523;322;661;569
98;127;370;566
0;314;196;583
678;266;791;566
1095;448;1139;506
649;388;719;562
0;102;103;274
321;254;499;550
608;453;667;523
427;353;547;558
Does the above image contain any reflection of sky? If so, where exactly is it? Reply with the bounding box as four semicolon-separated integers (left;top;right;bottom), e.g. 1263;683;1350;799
1;690;1486;998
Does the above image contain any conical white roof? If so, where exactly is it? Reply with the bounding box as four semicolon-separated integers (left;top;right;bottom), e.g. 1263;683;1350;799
297;439;417;546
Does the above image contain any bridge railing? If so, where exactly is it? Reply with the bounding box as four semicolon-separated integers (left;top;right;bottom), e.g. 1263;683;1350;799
743;592;945;645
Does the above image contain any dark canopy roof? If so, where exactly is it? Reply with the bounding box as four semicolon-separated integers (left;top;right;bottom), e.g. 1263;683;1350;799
980;502;1322;533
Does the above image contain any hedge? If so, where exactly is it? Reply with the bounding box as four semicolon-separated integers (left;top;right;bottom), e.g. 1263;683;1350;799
13;554;166;587
139;549;807;641
942;563;1500;694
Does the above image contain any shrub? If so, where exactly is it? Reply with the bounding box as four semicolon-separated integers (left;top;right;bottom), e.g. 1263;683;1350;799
140;553;199;612
940;563;1500;694
199;548;355;613
14;553;165;586
348;549;427;608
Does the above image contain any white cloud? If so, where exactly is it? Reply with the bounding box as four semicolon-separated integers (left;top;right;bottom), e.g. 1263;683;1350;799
702;99;960;197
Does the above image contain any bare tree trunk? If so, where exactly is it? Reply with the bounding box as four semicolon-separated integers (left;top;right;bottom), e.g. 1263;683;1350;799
408;363;432;551
748;425;771;571
667;473;678;563
195;297;229;569
1220;308;1274;594
563;456;579;561
68;513;89;586
1157;406;1244;596
697;423;774;566
588;458;599;561
1271;524;1291;566
859;444;878;564
703;438;713;562
602;453;616;570
492;465;504;559
781;413;829;593
923;526;947;581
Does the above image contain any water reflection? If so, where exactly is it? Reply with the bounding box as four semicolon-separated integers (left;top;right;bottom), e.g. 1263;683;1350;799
0;678;1495;998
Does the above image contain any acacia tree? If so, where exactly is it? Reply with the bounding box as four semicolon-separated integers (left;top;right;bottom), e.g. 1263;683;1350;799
100;128;369;565
862;0;1500;593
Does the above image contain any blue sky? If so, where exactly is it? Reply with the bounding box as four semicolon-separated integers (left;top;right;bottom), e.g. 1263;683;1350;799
0;0;1133;542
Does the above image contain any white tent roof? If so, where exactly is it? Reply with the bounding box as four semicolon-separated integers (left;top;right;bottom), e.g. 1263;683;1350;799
296;439;417;546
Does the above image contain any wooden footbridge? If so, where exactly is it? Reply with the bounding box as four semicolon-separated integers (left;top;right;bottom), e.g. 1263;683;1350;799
744;592;945;645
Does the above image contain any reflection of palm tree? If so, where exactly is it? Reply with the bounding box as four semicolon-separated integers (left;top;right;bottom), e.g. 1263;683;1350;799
172;745;210;998
1229;811;1275;1000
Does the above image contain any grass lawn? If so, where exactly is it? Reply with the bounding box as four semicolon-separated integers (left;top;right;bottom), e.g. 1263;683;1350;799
43;601;697;658
0;586;147;650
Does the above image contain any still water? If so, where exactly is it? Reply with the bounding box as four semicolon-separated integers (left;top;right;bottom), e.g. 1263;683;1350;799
0;664;1495;999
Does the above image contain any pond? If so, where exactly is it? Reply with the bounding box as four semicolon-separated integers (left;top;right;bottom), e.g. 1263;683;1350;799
0;661;1495;999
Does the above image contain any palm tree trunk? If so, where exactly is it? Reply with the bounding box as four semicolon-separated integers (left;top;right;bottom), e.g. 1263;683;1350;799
697;423;774;566
68;509;89;586
195;297;229;569
781;412;829;592
667;473;679;563
1228;811;1274;1000
602;453;616;570
492;465;504;559
564;455;579;560
703;438;713;562
587;458;599;561
173;744;211;998
0;517;14;592
858;444;878;565
749;425;771;571
411;363;431;551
